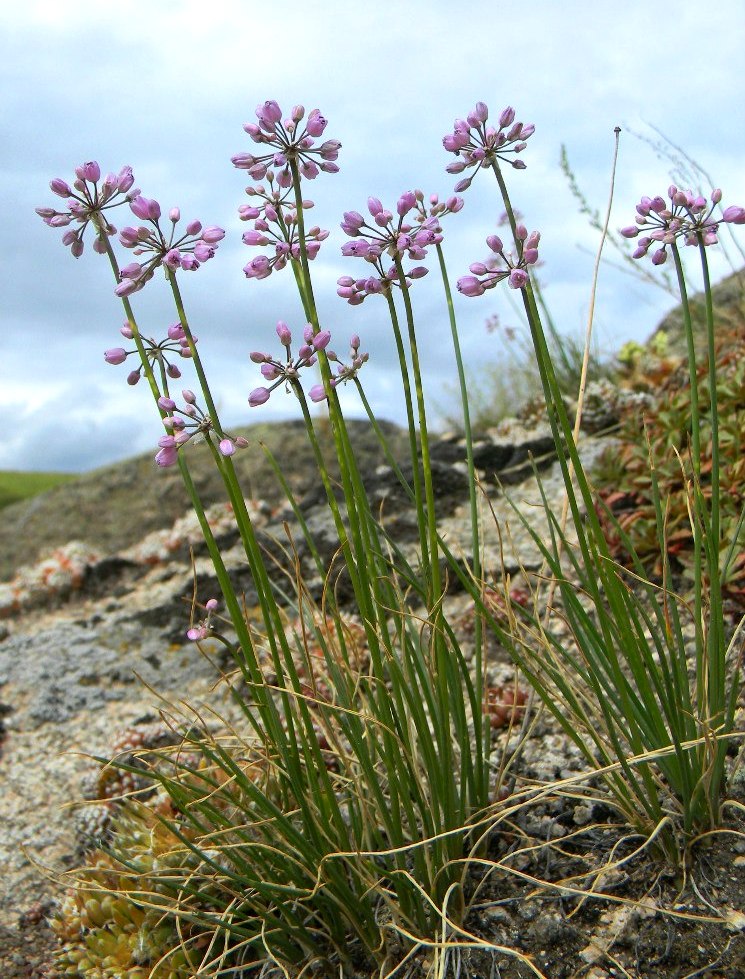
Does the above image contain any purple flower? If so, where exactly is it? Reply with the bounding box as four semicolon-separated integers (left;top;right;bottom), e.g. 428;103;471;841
151;393;246;467
37;163;138;258
104;347;128;365
337;190;461;304
624;186;743;264
443;103;535;191
249;386;271;407
239;181;329;281
248;323;347;406
155;445;178;467
232;101;340;187
457;227;540;296
115;200;224;295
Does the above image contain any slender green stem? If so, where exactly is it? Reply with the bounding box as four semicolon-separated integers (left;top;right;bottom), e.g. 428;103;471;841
434;242;488;793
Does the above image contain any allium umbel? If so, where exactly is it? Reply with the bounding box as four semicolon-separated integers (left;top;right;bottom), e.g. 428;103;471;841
443;104;535;192
337;190;462;304
457;225;540;296
116;201;225;295
36;162;137;257
248;322;338;407
232;101;340;186
154;393;247;468
104;321;197;384
239;181;329;280
621;186;745;265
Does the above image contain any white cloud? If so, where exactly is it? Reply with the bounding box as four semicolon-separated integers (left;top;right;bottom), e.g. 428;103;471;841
2;0;743;470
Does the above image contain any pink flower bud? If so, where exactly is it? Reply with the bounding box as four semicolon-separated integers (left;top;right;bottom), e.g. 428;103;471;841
205;598;219;611
276;321;292;345
508;269;528;289
261;363;281;380
722;205;745;224
486;235;504;254
104;347;127;365
313;330;331;350
219;438;236;456
129;196;161;221
193;242;215;261
457;276;485;297
169;207;180;223
341;240;370;257
306;108;328;137
155;445;178;467
76;161;101;183
201;226;225;243
499;107;515;128
257;100;282;124
158;396;176;410
309;383;328;402
397;191;416;216
117;166;134;192
50;178;72;197
249;386;271;406
115;278;140;297
234;436;249;448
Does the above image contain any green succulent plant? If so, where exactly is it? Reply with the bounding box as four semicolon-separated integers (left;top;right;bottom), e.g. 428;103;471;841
51;803;210;978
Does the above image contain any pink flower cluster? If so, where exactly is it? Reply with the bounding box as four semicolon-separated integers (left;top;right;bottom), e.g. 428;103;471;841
308;335;369;403
443;104;535;192
337;190;462;304
105;321;197;385
36;161;137;257
155;390;248;467
457;225;540;296
239;182;328;280
187;598;220;642
621;187;745;265
232;101;340;185
116;200;225;296
248;322;332;407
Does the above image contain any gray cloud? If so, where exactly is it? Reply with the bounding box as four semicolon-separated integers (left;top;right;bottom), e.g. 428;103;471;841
3;0;743;471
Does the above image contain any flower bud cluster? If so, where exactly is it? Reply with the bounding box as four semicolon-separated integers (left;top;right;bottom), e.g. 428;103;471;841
239;180;329;280
443;104;535;192
105;321;198;385
155;391;248;467
232;101;341;186
36;162;137;258
457;225;540;296
116;199;225;296
337;190;461;304
187;597;220;642
621;186;745;266
308;335;369;403
248;322;332;407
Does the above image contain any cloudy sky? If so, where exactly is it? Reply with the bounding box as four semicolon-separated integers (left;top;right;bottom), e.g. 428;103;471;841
2;0;744;473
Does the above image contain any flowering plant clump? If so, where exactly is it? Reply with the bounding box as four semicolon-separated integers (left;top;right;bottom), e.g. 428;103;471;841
39;99;744;978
